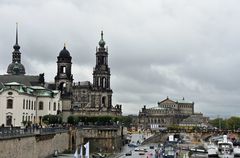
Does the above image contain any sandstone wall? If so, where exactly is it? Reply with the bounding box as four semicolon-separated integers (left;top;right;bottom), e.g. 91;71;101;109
0;132;69;158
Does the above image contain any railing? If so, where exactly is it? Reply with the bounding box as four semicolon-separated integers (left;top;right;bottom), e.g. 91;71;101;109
0;127;69;139
76;124;120;129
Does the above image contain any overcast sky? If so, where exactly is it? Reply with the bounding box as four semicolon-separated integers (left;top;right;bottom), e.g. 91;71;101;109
0;0;240;117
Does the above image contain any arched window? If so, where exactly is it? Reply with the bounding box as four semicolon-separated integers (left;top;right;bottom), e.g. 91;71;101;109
98;77;101;86
23;99;25;109
31;101;33;110
49;102;51;110
102;97;106;107
58;103;60;110
6;115;12;126
102;78;106;88
26;100;28;109
61;66;66;73
39;101;44;110
7;99;13;109
53;102;56;111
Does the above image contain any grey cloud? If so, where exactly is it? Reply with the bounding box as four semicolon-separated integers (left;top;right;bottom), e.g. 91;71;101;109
1;0;240;117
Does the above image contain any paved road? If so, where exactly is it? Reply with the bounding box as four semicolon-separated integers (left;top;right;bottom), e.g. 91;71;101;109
111;133;158;158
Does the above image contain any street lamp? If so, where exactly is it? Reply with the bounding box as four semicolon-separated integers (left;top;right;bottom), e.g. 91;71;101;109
14;118;15;127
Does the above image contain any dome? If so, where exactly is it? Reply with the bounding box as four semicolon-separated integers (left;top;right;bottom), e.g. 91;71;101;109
7;62;25;75
98;31;106;48
59;46;71;58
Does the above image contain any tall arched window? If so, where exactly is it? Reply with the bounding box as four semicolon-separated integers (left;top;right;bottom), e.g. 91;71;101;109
23;99;25;109
53;102;56;111
102;97;106;107
102;78;106;88
6;115;12;126
49;102;51;110
98;77;101;86
7;99;13;109
26;99;28;109
39;101;44;110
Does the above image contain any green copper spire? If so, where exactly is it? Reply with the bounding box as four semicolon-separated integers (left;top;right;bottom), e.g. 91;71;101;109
98;31;105;48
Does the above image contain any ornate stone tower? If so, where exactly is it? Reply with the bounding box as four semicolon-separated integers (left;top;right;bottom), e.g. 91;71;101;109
55;44;73;99
7;23;26;75
92;31;112;109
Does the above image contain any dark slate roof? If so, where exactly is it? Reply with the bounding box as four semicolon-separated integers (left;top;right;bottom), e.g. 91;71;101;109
59;46;71;58
7;62;26;75
73;81;92;88
45;82;56;90
0;74;42;89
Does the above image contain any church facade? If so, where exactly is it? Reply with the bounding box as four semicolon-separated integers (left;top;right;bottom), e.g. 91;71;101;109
54;31;122;120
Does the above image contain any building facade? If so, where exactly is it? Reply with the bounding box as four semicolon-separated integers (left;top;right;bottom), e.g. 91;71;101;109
138;97;194;130
54;31;122;120
0;25;61;127
0;26;122;125
0;82;61;127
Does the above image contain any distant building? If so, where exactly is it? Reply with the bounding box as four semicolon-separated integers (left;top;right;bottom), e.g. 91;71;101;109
179;113;209;128
138;97;194;130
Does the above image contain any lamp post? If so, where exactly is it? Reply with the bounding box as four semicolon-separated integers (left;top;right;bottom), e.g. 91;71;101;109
14;118;15;127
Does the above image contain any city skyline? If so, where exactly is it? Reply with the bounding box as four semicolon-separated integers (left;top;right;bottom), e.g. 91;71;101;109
0;0;240;117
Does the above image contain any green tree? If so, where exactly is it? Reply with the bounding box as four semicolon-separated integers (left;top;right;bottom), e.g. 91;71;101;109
67;115;79;125
226;117;240;130
43;115;62;125
209;118;226;129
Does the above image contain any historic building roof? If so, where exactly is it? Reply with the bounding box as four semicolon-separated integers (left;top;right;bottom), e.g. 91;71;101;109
0;74;44;89
0;82;59;97
158;97;193;105
58;44;71;59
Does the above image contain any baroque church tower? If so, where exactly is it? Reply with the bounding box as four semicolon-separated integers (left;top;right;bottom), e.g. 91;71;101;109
7;23;26;75
55;44;73;98
92;31;112;109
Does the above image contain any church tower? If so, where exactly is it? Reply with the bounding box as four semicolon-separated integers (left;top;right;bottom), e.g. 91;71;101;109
92;31;112;109
55;44;73;98
7;23;26;75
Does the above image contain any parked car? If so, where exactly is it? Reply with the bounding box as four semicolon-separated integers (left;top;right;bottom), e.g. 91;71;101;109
125;151;132;156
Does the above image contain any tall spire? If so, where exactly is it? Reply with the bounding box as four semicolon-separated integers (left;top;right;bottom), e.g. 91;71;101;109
13;22;20;51
16;22;18;45
98;30;105;48
101;31;103;40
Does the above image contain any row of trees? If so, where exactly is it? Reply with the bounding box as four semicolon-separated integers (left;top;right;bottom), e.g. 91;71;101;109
41;114;132;128
209;116;240;130
67;115;132;127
